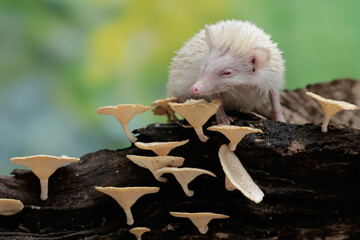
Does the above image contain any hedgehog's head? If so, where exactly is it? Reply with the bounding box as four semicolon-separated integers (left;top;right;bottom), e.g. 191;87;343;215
190;25;271;96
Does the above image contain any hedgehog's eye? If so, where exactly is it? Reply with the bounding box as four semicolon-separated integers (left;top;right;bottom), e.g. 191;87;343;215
220;70;233;77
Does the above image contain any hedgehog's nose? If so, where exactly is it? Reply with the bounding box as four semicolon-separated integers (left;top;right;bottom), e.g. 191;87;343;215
190;85;200;95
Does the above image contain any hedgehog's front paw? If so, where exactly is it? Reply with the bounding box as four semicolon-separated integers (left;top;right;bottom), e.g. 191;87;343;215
216;108;233;125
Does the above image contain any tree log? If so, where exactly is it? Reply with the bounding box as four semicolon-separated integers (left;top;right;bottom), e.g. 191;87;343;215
0;79;359;240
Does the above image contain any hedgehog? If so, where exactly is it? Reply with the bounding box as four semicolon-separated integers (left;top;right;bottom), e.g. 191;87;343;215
167;20;286;124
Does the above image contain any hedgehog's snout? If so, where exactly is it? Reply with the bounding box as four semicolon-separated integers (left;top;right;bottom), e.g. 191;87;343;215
190;85;200;95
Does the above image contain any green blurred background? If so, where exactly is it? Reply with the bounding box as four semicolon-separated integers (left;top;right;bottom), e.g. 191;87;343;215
1;0;359;175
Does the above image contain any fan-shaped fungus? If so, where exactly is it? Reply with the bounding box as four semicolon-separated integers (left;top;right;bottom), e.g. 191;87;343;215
218;144;264;203
208;125;263;151
168;99;221;142
97;104;151;143
151;97;179;122
129;227;151;240
134;139;189;156
306;91;358;133
0;199;24;216
155;167;216;197
126;155;185;182
95;186;159;225
11;155;80;201
170;211;229;234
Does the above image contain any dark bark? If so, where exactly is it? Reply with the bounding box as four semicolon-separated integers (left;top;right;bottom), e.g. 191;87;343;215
0;79;359;240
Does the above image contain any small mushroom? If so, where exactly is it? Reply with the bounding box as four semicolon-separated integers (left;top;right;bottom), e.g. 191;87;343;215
151;97;179;122
218;144;264;203
168;99;221;142
170;211;229;234
11;155;80;201
129;227;151;240
95;186;159;225
155;167;216;197
134;139;189;156
126;155;185;182
0;199;24;216
306;91;358;133
97;104;151;143
208;125;263;151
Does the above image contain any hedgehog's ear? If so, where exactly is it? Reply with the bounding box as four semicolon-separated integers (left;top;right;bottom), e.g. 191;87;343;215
248;47;271;72
205;24;214;49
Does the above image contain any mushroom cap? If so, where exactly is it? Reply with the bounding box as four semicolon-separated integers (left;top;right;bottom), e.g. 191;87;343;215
126;155;185;182
134;139;189;156
151;97;178;108
306;91;358;116
208;125;263;151
11;155;80;180
129;227;151;239
218;144;264;203
170;211;229;234
96;104;150;124
0;199;24;216
168;99;221;128
95;186;160;210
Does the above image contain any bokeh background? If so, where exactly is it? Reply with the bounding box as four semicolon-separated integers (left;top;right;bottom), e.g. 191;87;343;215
1;0;360;175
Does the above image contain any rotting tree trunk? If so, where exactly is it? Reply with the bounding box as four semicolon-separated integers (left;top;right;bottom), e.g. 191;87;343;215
0;79;359;240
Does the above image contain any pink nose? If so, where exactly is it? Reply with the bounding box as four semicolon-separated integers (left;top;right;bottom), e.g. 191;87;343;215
190;85;200;95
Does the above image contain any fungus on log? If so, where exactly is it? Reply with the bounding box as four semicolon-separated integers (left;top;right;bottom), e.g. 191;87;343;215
0;79;359;239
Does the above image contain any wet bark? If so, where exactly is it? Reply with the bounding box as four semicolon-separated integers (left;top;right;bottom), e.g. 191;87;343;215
0;79;359;240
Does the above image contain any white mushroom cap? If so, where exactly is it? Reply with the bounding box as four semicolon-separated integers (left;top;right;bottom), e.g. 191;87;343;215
168;99;221;142
97;104;151;143
170;211;229;234
126;155;185;182
134;139;189;156
306;91;358;132
155;167;216;197
129;227;151;240
151;97;179;121
95;186;159;225
208;125;263;151
11;155;80;201
0;199;24;216
218;144;264;203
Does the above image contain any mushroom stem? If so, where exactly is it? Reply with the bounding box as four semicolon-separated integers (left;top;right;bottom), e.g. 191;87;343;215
39;178;49;201
124;208;134;225
228;142;237;152
122;123;137;143
194;127;209;142
198;226;209;234
225;176;236;191
322;114;331;133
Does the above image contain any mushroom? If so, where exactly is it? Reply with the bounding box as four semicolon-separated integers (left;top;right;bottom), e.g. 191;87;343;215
155;167;216;197
0;199;24;216
151;97;179;122
218;144;264;203
168;99;221;142
97;104;151;143
134;139;189;156
11;155;80;201
208;125;263;151
306;91;358;133
129;227;151;240
95;186;159;225
126;155;185;182
170;211;229;234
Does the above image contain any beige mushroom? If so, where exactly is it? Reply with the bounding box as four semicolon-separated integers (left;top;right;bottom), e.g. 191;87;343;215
95;186;159;225
168;99;221;142
11;155;80;201
306;91;358;133
155;167;216;197
97;104;151;143
170;211;229;234
151;97;179;122
0;199;24;216
129;227;151;240
134;139;189;156
208;125;263;151
218;144;264;203
126;155;185;182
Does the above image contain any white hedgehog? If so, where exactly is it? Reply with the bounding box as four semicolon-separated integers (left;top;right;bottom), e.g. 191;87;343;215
167;20;286;123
